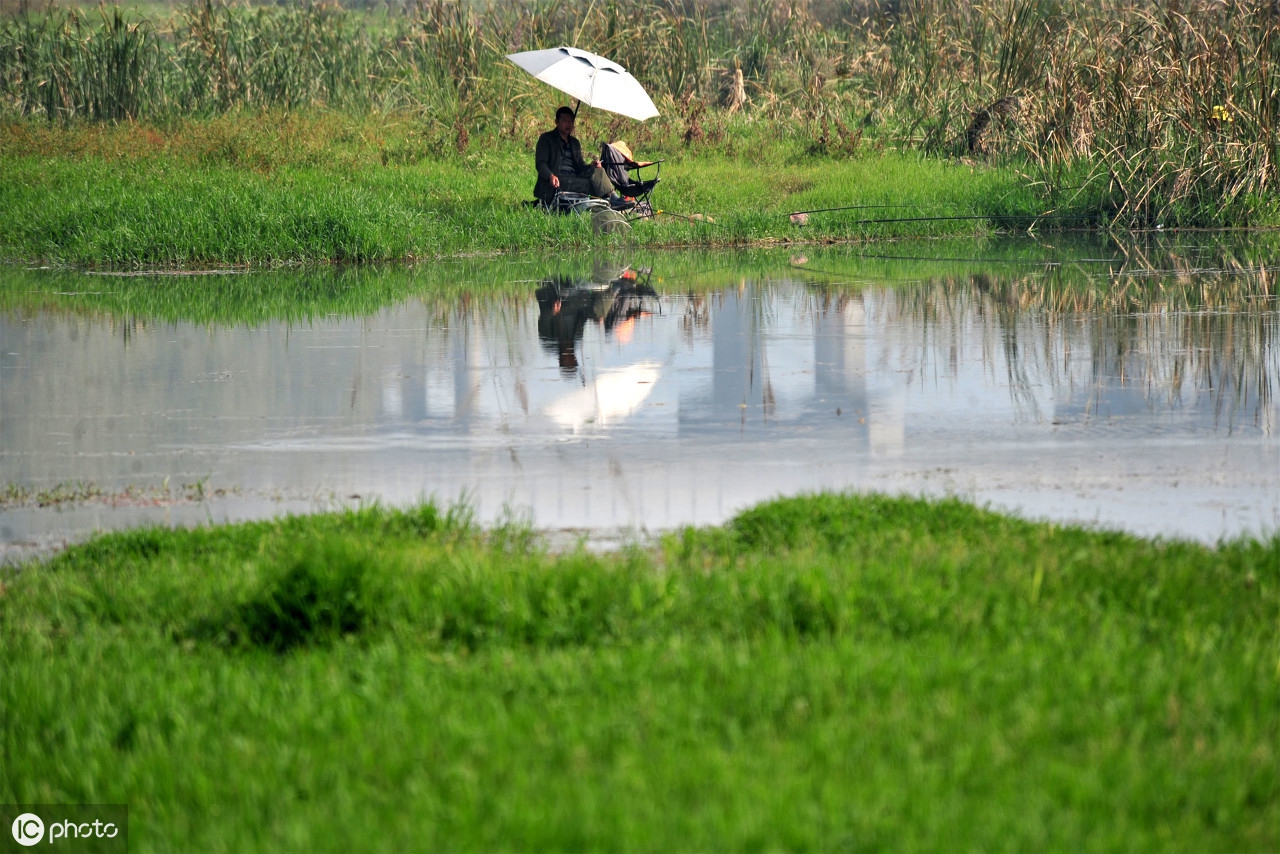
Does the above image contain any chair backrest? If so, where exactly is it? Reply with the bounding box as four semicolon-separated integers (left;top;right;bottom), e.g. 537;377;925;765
600;143;634;190
600;142;659;216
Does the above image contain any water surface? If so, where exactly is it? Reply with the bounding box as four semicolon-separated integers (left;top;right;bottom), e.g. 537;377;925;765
2;237;1276;558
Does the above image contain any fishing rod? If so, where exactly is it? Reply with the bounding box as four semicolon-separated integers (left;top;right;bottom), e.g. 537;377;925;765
789;211;1096;227
789;203;930;215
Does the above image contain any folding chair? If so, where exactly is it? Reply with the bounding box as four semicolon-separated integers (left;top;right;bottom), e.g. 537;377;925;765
600;141;662;219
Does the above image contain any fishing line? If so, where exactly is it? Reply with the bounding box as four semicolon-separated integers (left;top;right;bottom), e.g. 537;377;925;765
788;203;929;215
789;210;1099;227
653;209;715;223
646;260;756;285
843;252;1069;266
1089;264;1280;279
796;256;1280;281
845;213;1090;226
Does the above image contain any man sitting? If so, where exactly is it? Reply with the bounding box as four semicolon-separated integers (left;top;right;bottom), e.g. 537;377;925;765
534;106;632;210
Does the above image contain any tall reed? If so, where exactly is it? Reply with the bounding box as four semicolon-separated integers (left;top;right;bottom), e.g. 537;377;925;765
2;0;1279;226
0;5;159;120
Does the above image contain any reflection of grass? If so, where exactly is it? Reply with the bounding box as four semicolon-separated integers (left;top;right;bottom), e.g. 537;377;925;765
4;238;1273;430
884;238;1279;431
1;480;103;507
3;495;1276;849
0;479;229;508
0;262;529;324
5;234;1279;325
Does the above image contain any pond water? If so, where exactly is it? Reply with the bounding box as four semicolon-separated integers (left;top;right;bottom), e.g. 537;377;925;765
2;236;1277;559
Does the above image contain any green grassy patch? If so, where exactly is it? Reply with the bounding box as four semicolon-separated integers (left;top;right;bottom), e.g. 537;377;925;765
6;0;1277;228
3;494;1276;851
0;114;1078;267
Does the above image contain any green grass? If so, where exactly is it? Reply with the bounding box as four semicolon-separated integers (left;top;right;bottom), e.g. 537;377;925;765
5;0;1279;227
0;113;1087;267
2;494;1276;851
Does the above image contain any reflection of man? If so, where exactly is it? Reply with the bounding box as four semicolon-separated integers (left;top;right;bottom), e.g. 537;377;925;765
534;107;624;208
536;278;614;375
535;273;658;375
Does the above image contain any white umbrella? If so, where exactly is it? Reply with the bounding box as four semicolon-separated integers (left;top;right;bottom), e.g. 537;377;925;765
506;46;659;121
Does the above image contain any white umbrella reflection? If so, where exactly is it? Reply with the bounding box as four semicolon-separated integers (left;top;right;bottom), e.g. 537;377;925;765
544;360;662;433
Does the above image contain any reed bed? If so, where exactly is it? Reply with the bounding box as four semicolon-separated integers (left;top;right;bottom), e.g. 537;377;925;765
2;0;1279;226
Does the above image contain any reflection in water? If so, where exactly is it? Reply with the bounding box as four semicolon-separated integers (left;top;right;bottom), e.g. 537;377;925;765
1;247;1277;553
881;268;1276;434
536;264;658;376
530;264;665;433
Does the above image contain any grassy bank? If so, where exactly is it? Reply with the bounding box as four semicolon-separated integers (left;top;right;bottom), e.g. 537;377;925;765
4;0;1280;227
0;113;1061;267
2;494;1276;850
7;0;1280;264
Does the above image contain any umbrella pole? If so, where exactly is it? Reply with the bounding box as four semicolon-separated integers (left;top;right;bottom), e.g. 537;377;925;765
573;99;580;118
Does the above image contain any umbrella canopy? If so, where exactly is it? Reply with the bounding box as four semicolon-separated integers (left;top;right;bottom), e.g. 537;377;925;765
506;46;659;121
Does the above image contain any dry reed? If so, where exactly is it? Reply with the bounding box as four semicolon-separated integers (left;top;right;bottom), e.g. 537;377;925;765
2;0;1278;225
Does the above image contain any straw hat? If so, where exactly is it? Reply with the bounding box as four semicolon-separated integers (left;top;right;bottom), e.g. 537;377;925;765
610;140;635;162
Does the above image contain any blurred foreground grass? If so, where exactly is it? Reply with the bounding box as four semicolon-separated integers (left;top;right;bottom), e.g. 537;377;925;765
2;494;1276;851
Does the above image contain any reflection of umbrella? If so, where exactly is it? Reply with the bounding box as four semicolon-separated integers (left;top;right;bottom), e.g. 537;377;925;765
544;361;662;433
506;46;659;121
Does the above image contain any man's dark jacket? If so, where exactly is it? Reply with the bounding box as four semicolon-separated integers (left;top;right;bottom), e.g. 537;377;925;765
534;129;593;205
